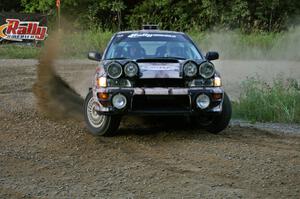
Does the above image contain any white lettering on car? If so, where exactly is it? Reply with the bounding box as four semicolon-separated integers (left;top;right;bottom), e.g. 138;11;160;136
127;33;176;38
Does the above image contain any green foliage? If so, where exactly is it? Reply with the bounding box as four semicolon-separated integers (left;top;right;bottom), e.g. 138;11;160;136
21;0;55;13
234;76;300;123
18;0;300;32
59;28;113;58
0;0;23;12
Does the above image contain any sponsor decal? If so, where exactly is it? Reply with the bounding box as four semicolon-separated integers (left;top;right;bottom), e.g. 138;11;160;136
139;63;181;78
0;19;48;41
139;63;180;71
128;33;176;38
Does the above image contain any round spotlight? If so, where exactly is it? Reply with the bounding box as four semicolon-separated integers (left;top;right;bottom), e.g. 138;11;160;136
124;62;138;77
199;62;215;79
107;62;122;79
183;61;197;77
112;94;127;109
196;94;210;109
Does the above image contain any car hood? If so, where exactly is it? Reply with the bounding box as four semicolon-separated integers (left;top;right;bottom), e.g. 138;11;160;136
138;62;181;78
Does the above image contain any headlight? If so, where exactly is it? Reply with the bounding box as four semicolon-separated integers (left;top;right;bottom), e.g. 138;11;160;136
124;62;138;77
107;62;122;79
183;61;197;77
199;62;215;79
213;77;222;87
196;94;210;109
112;94;127;109
97;77;107;87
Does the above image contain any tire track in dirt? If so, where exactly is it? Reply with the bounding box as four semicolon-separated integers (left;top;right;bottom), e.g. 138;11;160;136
222;128;300;152
97;135;204;175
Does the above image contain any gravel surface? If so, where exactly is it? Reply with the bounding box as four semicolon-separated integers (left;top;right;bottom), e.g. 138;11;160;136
0;60;299;198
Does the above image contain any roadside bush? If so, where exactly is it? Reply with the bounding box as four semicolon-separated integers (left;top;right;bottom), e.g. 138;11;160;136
234;76;300;123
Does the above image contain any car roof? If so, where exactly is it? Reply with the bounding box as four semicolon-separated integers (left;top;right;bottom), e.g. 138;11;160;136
116;29;186;35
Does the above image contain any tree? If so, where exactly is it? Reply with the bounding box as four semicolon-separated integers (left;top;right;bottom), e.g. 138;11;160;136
18;0;300;32
1;0;23;12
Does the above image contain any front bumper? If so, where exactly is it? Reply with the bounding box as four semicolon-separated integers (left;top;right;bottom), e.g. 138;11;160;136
93;87;224;116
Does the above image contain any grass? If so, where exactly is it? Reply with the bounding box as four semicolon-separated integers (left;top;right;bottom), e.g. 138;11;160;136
0;44;41;59
189;26;300;60
0;29;113;59
1;26;299;60
233;76;300;123
59;29;113;58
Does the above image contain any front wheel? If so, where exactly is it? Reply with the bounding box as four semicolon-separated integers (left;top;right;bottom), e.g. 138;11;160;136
84;91;120;136
205;92;232;134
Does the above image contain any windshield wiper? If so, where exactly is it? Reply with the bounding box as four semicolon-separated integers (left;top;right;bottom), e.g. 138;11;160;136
106;57;130;60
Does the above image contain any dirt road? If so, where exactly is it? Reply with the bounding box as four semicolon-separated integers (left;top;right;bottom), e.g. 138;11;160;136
0;60;299;198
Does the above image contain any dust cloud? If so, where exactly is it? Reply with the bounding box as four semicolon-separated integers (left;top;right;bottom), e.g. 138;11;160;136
200;26;300;60
32;31;84;121
200;26;300;100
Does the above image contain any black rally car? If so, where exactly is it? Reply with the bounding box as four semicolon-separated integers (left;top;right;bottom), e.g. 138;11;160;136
84;25;231;136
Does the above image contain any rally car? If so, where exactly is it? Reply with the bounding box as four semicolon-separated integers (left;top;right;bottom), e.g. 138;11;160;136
84;25;231;136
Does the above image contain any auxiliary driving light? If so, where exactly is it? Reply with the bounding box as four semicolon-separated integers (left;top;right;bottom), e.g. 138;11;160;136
124;62;138;77
112;94;127;109
183;61;197;77
196;94;210;109
199;62;215;79
107;62;122;79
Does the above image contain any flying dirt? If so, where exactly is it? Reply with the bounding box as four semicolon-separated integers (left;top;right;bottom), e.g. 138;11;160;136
32;32;84;121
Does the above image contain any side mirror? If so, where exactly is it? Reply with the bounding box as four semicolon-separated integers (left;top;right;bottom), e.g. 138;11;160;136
88;51;102;61
205;51;219;61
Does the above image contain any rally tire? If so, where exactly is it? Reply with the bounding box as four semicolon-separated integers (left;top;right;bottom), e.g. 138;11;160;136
205;92;232;134
84;91;120;136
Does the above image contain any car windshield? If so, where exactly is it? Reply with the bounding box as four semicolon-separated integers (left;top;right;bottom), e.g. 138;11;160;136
104;32;202;60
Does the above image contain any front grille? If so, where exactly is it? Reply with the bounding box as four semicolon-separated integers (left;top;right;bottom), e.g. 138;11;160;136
132;95;190;111
134;78;186;87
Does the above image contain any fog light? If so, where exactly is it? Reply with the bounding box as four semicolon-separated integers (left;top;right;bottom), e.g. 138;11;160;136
196;94;210;109
112;94;127;109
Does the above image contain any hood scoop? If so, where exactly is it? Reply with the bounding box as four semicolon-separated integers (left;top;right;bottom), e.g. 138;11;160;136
137;58;179;63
